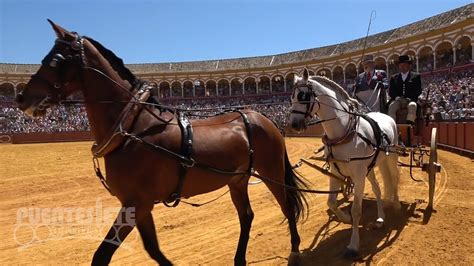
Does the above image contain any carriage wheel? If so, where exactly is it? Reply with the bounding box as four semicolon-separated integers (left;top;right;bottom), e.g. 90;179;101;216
427;127;438;210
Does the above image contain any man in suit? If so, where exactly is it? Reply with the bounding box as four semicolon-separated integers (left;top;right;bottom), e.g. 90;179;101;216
353;54;388;112
388;55;422;124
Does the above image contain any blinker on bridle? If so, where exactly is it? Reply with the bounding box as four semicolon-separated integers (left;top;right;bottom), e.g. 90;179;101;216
291;82;318;118
29;32;85;104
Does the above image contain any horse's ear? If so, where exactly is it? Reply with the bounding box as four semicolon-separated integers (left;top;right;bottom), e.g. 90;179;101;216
293;74;300;84
303;68;309;81
47;19;75;40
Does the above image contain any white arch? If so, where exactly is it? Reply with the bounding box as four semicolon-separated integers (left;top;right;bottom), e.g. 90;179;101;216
400;49;416;56
374;56;387;62
434;40;454;51
205;79;217;85
283;69;298;79
183;80;194;85
230;77;243;83
270;73;285;80
416;45;434;55
387;53;400;61
158;81;170;87
216;78;230;87
332;65;344;72
454;34;472;46
343;62;357;70
256;74;271;81
315;67;332;77
170;80;183;86
0;82;15;88
193;78;206;84
243;76;255;81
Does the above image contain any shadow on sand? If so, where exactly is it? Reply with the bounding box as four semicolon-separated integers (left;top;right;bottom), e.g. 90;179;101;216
299;198;420;265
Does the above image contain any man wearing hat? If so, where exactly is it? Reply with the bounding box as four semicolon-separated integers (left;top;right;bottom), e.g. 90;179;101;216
388;55;422;124
353;54;388;112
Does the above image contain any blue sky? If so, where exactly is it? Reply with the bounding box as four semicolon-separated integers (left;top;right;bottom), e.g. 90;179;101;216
0;0;471;64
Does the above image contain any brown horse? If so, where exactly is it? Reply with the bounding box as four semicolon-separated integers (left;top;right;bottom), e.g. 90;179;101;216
16;20;308;265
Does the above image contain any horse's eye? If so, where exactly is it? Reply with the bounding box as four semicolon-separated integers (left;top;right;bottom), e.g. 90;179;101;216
297;91;310;102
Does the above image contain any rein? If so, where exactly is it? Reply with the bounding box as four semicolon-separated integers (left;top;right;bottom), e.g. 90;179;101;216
36;34;351;206
290;79;393;193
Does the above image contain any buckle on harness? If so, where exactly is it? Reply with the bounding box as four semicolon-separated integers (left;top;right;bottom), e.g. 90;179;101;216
181;158;195;168
343;177;354;198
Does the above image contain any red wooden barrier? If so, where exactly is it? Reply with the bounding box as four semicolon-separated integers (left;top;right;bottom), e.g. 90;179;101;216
12;131;94;144
465;123;474;152
438;123;448;145
456;123;465;150
448;123;457;146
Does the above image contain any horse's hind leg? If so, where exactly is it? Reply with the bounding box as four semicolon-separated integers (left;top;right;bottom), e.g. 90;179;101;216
228;180;254;266
92;206;136;265
136;210;172;266
379;155;401;210
367;169;385;227
261;176;301;264
387;154;401;210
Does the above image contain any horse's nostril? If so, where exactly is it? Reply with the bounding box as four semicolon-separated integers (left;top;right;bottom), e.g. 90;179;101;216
15;93;24;104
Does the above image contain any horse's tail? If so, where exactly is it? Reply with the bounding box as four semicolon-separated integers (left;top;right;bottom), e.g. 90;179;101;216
284;150;309;222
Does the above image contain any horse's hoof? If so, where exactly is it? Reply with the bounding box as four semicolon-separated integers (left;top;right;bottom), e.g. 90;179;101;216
343;248;360;260
288;251;301;266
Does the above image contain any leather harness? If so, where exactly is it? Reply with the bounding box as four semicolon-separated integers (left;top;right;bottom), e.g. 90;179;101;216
163;109;254;207
292;80;392;191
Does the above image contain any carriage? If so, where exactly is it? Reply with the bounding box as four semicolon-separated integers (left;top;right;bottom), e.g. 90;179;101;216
17;21;444;262
393;102;441;210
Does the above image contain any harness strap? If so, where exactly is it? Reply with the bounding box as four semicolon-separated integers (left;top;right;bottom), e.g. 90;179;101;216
164;111;194;207
359;114;391;175
93;156;114;195
91;82;151;157
234;110;255;176
322;130;356;146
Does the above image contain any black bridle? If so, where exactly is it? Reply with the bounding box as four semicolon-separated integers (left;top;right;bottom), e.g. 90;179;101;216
290;83;319;118
26;33;86;107
290;80;361;128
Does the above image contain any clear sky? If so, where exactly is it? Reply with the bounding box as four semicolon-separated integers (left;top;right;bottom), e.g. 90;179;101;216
0;0;471;64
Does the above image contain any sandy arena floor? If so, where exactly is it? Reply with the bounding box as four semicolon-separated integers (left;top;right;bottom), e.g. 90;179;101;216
0;138;473;265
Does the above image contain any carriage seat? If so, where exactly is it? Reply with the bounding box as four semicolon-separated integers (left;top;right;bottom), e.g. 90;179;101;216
397;124;416;147
394;100;425;147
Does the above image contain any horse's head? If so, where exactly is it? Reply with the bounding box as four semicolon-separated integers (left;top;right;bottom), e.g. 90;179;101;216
16;20;84;117
289;69;319;132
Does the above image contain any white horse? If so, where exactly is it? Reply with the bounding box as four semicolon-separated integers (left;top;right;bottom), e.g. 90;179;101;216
289;69;401;259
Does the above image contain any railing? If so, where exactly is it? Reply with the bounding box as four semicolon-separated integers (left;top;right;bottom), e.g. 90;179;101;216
422;120;474;158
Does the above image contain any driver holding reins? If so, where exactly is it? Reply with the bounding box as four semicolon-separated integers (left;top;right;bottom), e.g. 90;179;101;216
388;55;422;125
352;54;388;113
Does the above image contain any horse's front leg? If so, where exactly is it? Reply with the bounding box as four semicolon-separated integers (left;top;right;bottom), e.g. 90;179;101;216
92;206;136;265
136;210;172;265
327;176;351;224
344;173;366;259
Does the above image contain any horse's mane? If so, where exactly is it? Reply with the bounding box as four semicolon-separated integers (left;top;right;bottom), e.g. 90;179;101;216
84;37;138;87
310;75;361;109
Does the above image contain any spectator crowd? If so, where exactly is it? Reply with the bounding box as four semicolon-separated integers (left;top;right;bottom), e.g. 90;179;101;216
1;69;472;134
421;70;473;120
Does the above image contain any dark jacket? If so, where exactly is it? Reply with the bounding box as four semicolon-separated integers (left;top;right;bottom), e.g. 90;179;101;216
389;72;422;101
354;69;388;94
